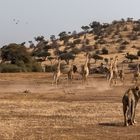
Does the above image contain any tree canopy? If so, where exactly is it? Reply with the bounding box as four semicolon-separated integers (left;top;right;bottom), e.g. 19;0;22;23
1;43;42;72
1;43;31;64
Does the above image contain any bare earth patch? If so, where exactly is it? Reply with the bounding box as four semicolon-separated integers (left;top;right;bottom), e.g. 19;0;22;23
0;73;139;140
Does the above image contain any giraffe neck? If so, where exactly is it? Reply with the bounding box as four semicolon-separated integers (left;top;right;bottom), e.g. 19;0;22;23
57;61;61;71
137;64;139;73
85;55;89;67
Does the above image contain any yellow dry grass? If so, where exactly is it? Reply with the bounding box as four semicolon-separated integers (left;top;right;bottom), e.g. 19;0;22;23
0;73;139;139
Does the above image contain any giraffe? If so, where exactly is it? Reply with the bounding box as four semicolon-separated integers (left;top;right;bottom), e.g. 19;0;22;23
67;63;77;81
106;58;113;80
62;61;75;82
118;63;125;83
108;56;118;86
53;58;61;85
53;60;77;85
81;52;90;83
133;63;140;83
112;55;119;75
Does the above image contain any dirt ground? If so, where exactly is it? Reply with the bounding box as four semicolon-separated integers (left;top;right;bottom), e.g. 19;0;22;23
0;73;140;140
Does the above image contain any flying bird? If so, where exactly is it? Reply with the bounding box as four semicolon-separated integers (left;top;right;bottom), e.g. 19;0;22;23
13;19;20;24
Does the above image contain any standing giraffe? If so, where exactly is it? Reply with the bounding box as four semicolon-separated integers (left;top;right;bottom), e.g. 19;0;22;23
108;56;118;86
133;63;140;83
53;58;61;85
61;61;75;82
118;63;125;83
81;53;90;83
67;62;77;81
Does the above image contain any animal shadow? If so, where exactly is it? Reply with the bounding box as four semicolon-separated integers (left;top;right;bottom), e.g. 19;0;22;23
99;122;123;127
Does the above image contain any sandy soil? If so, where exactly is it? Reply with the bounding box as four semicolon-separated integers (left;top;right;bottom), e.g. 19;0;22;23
0;73;140;140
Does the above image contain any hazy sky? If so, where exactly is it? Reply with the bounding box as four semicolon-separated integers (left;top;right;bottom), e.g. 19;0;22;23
0;0;140;46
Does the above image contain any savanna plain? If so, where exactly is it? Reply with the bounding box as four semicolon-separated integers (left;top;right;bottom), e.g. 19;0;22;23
0;72;139;140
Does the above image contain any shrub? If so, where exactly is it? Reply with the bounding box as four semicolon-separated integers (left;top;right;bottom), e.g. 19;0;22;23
121;40;129;45
94;35;99;40
1;43;31;64
132;45;136;48
128;63;138;70
31;62;42;72
85;39;90;45
0;61;42;73
119;45;126;50
95;50;101;55
45;65;56;72
96;39;106;44
123;26;128;31
125;53;138;62
25;62;42;72
71;48;81;55
67;42;74;48
102;47;109;54
82;45;94;52
73;39;81;45
104;58;109;64
59;52;75;64
0;64;21;73
137;50;140;56
127;34;138;40
90;54;103;63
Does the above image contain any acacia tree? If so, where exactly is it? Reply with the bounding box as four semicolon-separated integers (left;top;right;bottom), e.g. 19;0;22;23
50;35;59;49
1;43;31;64
50;35;56;42
58;31;69;45
81;26;90;33
33;36;51;60
81;26;90;39
125;53;138;62
1;43;42;72
28;41;35;49
58;31;67;40
81;26;90;49
70;48;81;56
34;36;45;42
90;53;103;64
59;52;75;64
89;21;102;35
20;42;26;46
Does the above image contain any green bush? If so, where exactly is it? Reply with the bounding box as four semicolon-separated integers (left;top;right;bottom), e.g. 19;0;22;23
0;61;42;73
32;62;42;72
119;45;126;50
71;48;81;55
73;39;81;45
25;62;42;72
0;64;21;73
102;47;109;54
137;50;140;56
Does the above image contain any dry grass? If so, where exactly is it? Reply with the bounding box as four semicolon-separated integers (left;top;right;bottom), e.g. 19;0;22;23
0;73;140;140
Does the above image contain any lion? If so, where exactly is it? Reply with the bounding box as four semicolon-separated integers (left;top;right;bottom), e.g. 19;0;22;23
122;86;140;126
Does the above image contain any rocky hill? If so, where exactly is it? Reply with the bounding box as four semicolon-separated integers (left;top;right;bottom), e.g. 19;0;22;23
31;18;140;65
1;18;140;72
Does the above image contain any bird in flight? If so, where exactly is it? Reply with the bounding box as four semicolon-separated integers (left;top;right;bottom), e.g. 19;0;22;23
13;19;20;24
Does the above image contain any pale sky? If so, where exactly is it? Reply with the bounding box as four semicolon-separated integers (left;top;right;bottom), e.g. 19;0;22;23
0;0;140;46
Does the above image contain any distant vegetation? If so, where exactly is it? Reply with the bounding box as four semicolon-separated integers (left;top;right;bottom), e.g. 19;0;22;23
0;43;42;72
1;18;140;72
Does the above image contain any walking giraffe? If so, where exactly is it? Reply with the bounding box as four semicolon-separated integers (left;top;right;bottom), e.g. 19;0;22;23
118;63;125;83
108;56;119;86
81;52;90;83
53;58;61;85
133;63;140;83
